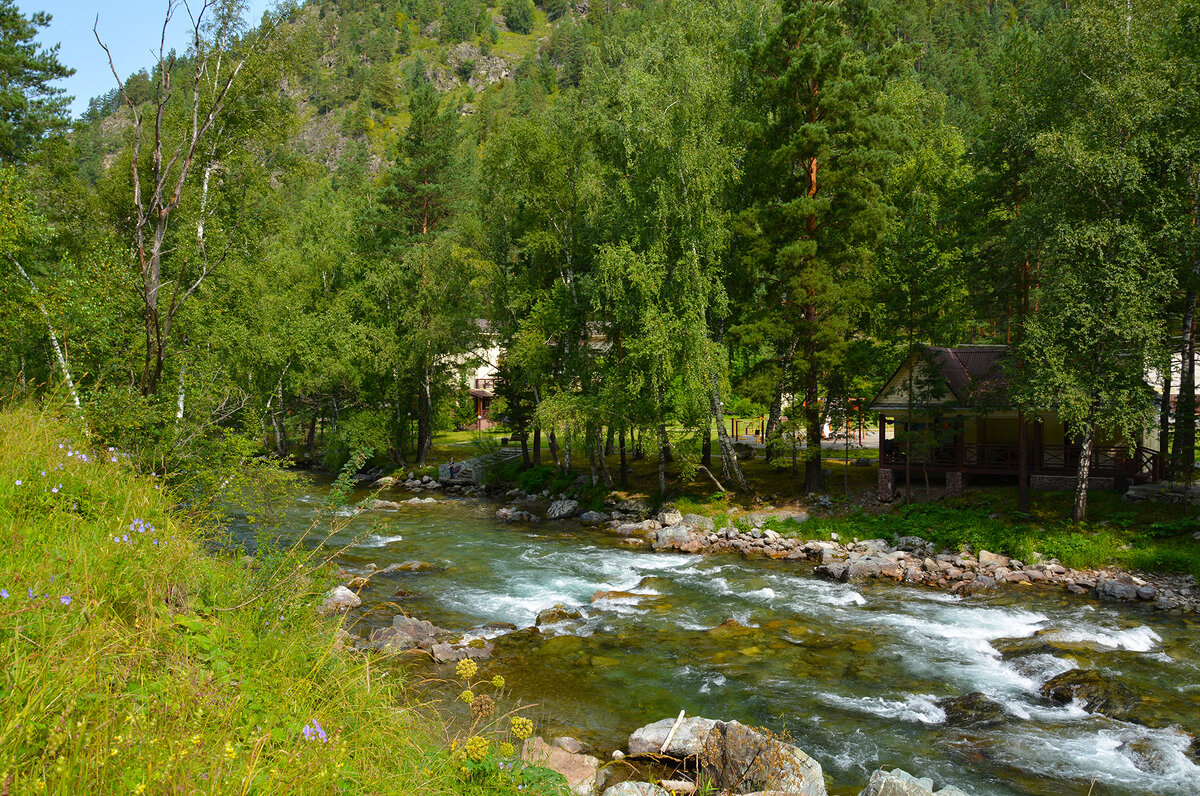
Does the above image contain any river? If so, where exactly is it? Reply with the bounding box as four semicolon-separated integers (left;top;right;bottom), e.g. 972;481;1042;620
237;477;1200;795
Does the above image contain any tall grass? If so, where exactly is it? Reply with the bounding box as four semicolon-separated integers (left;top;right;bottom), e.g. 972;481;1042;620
0;405;561;795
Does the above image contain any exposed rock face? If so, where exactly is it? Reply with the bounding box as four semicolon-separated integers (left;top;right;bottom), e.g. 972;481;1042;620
547;499;582;520
657;508;684;526
1041;669;1141;720
317;586;361;615
579;510;609;524
523;736;602;796
700;720;826;796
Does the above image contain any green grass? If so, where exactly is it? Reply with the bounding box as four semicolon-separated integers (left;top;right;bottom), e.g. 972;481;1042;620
0;405;566;795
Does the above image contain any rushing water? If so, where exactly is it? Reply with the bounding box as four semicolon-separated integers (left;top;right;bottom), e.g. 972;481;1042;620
240;477;1200;795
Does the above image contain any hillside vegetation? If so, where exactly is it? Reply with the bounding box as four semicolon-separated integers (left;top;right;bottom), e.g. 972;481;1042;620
0;404;561;794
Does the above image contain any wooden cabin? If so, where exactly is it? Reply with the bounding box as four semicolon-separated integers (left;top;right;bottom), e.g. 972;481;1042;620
870;345;1162;500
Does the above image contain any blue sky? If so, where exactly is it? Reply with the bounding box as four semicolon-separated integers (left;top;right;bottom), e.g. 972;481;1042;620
18;0;276;119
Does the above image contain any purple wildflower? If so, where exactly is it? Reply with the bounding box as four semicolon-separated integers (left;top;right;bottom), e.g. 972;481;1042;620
302;724;314;741
39;471;45;476
113;536;120;543
110;456;117;463
152;539;158;546
312;718;327;742
122;534;129;542
108;447;114;452
51;487;58;494
1;589;8;599
60;596;71;606
27;587;33;599
14;479;21;486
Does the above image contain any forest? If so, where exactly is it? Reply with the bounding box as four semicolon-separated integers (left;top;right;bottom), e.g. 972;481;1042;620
3;0;1199;522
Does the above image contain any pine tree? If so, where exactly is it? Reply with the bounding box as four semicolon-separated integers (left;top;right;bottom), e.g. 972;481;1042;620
742;0;906;492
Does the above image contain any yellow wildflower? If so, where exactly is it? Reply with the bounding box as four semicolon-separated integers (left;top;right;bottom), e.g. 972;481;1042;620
491;675;505;689
455;658;478;679
510;716;534;740
499;742;515;757
459;689;475;704
464;735;489;762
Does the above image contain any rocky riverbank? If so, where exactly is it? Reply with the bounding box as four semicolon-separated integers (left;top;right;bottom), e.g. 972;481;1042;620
371;471;1200;615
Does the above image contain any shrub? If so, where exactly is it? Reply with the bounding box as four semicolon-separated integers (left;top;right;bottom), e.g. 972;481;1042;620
502;0;535;33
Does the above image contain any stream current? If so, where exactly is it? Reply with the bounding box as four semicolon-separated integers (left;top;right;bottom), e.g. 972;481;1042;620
243;478;1200;795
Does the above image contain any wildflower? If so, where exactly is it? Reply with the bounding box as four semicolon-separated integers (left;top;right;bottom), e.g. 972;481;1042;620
302;725;314;741
134;784;145;795
459;690;475;704
108;447;114;452
113;536;120;543
40;471;45;476
455;658;478;679
27;587;33;599
51;487;58;494
0;589;7;598
153;539;158;546
499;742;515;757
60;596;71;606
122;534;130;542
224;742;236;760
470;693;495;720
492;675;505;689
111;457;117;463
312;718;328;742
14;479;21;486
464;735;489;762
510;716;534;740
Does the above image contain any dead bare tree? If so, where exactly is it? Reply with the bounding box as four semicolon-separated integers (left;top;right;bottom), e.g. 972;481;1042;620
94;0;279;397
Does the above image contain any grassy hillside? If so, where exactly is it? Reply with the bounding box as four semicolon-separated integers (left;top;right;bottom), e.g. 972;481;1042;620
0;405;561;794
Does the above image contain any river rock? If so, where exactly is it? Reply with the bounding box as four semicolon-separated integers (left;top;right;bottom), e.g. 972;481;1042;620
937;693;1007;727
628;716;719;757
857;768;969;796
372;476;398;488
536;605;583;626
370;499;403;510
1040;669;1141;720
602;784;670;796
380;560;445;574
682;513;716;531
653;524;699;551
548;499;582;520
524;737;602;796
579;510;609;524
700;720;826;795
1096;578;1139;602
431;638;494;662
317;586;361;615
365;615;449;652
658;508;684;526
497;507;540;522
978;550;1009;568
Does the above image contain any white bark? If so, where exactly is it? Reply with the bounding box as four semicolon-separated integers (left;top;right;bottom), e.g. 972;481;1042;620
10;257;81;412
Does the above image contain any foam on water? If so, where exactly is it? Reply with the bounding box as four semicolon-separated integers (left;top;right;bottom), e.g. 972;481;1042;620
995;723;1200;796
821;692;947;725
359;533;404;548
1044;625;1162;652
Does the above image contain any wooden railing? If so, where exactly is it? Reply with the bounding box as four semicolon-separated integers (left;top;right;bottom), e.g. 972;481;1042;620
881;440;1160;480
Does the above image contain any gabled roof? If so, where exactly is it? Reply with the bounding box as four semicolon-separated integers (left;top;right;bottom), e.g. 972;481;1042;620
870;345;1009;410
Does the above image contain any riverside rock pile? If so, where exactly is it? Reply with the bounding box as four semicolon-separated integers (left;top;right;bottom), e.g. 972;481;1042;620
524;715;967;796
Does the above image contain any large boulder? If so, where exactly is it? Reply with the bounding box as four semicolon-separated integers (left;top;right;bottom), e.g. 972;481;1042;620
700;721;826;796
977;550;1010;568
579;510;610;524
317;586;361;615
547;499;582;520
628;716;719;757
1040;669;1141;720
1096;578;1139;602
682;513;716;531
524;736;602;796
